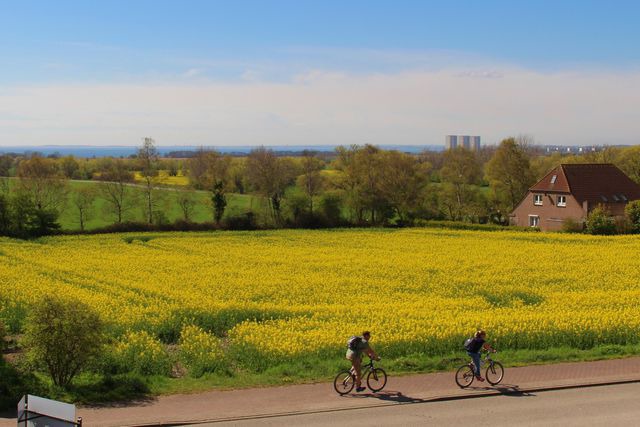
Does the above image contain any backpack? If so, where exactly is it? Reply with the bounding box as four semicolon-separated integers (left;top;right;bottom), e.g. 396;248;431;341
463;337;474;351
347;336;363;351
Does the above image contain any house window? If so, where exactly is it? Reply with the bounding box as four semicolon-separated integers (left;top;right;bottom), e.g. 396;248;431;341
550;175;557;184
534;194;543;206
557;195;567;207
528;215;540;227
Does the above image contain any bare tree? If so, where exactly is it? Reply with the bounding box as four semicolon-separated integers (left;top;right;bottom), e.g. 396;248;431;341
175;188;198;222
98;159;134;223
138;137;159;224
16;155;68;213
72;187;96;231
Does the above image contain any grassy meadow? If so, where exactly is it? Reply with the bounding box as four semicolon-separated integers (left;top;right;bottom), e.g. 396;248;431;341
2;177;257;230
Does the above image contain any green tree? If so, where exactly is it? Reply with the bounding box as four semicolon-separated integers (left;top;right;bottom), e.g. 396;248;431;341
318;190;343;226
625;200;640;233
297;150;325;214
60;156;80;179
333;145;392;224
212;181;227;224
439;148;482;221
22;296;104;387
0;193;12;235
485;138;536;211
585;205;616;235
618;146;640;184
246;147;298;224
0;154;14;177
377;150;430;224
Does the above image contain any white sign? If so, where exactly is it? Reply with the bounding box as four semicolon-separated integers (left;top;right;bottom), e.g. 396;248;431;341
17;395;79;427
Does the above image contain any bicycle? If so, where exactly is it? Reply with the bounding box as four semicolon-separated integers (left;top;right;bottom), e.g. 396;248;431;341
333;357;387;395
455;350;504;388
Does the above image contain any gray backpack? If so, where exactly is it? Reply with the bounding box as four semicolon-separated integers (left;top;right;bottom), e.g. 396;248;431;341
463;337;474;351
347;336;363;351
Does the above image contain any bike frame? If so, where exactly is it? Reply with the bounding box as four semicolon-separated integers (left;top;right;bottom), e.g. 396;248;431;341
470;350;496;369
350;358;376;377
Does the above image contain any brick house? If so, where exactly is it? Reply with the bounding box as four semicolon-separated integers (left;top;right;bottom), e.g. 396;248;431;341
510;164;640;231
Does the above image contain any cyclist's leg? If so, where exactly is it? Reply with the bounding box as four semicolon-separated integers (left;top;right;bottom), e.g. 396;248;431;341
352;356;362;387
467;351;482;378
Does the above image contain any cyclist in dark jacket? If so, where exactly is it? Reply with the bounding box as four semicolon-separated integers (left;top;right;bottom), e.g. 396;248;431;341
466;330;495;381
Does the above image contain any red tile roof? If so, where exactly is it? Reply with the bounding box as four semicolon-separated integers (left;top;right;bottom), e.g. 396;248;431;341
529;164;640;205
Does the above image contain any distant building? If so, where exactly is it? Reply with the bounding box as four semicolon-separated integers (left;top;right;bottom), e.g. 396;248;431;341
472;136;481;151
445;135;481;151
510;163;640;231
445;135;458;150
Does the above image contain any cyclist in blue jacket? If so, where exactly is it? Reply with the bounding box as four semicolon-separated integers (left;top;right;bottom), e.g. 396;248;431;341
465;330;495;381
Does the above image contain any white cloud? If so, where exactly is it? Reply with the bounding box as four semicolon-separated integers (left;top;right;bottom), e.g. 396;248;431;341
181;68;204;78
1;66;640;147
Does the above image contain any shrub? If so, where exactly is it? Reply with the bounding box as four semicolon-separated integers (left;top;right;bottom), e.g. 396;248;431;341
414;220;539;233
561;217;584;233
625;200;640;233
224;212;257;230
22;296;104;387
318;191;343;226
179;325;227;377
585;205;616;235
0;319;6;351
110;330;172;376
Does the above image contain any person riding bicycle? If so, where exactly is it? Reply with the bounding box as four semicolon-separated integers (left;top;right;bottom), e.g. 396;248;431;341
346;331;380;392
465;330;495;382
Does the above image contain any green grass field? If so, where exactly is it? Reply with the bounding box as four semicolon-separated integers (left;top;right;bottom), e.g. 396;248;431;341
2;178;258;231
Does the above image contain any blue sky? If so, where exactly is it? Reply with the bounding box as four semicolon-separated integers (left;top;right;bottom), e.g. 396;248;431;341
1;1;640;146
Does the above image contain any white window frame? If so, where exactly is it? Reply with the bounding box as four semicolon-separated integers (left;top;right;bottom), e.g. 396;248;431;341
557;195;567;207
528;215;540;227
533;194;543;206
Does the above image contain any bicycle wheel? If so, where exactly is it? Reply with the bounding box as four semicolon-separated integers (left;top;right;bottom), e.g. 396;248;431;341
367;368;387;392
333;370;355;395
486;361;504;385
455;364;475;388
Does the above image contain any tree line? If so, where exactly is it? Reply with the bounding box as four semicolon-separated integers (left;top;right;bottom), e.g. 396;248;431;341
1;137;640;237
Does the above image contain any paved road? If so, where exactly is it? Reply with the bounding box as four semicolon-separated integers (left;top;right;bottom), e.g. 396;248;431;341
212;382;640;426
3;357;640;426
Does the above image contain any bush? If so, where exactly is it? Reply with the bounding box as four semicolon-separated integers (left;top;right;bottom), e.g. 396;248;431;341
22;296;105;387
561;217;584;233
0;319;6;351
585;206;617;235
109;330;172;376
0;358;42;411
224;212;257;230
414;220;539;233
625;200;640;233
179;325;227;377
318;191;343;226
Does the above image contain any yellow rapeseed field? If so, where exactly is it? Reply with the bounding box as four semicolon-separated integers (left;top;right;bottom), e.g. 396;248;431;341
1;229;639;370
